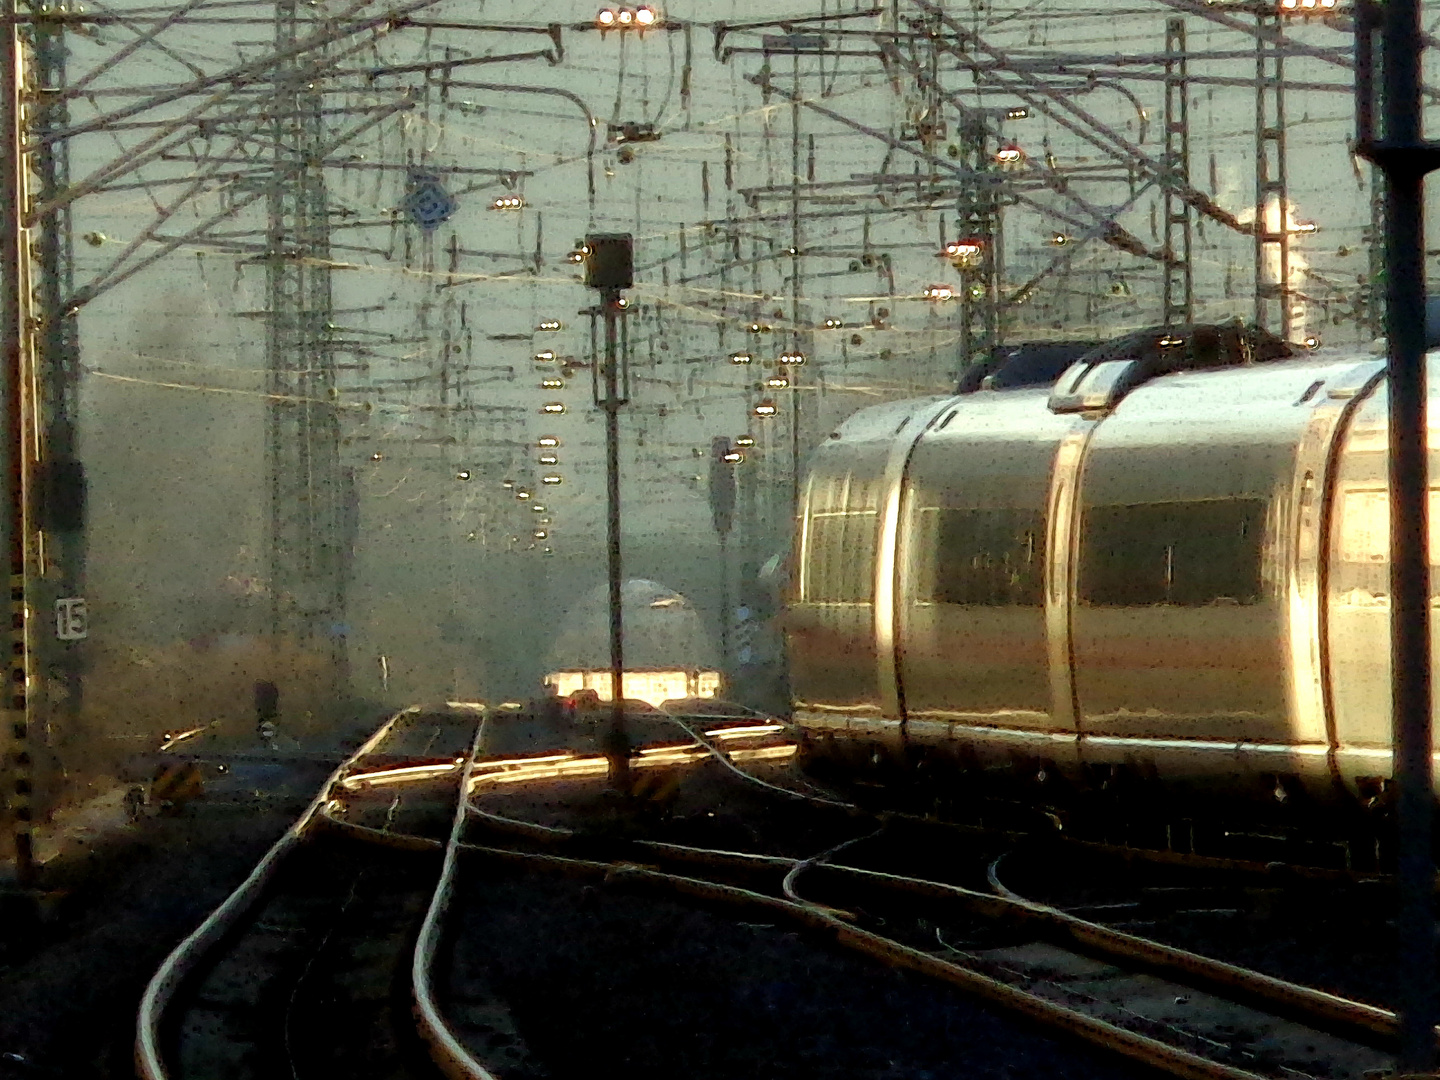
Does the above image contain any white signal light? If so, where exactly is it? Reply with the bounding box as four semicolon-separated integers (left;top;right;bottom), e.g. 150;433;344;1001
542;402;566;414
754;399;777;417
538;436;561;448
636;5;658;25
944;239;985;269
542;474;563;485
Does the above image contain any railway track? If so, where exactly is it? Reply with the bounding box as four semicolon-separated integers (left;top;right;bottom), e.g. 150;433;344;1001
140;705;1418;1080
446;714;1406;1080
135;705;507;1080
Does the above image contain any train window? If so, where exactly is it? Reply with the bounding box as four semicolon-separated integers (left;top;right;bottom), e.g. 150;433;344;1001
1080;498;1267;606
1338;488;1440;565
803;510;876;603
930;507;1044;606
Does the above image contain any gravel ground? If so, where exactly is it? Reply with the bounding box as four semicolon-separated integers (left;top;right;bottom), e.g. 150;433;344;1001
989;841;1405;1011
0;770;328;1079
446;860;1154;1080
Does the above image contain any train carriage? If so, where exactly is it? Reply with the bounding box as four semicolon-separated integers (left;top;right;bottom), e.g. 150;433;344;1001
789;322;1434;807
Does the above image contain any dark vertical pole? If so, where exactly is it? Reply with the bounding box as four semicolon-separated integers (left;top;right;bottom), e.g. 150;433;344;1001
718;531;729;671
1364;0;1439;1069
789;52;803;526
1;2;33;889
602;287;628;793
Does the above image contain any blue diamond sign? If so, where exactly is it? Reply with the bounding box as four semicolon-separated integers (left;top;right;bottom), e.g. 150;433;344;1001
403;170;456;232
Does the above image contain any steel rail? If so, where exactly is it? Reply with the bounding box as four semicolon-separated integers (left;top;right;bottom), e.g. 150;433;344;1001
133;705;423;1080
331;751;1412;1075
837;857;1399;1047
453;840;1273;1080
411;715;499;1080
459;752;1408;1050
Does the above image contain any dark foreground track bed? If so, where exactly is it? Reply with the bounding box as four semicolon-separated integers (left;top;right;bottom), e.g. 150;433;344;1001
171;833;441;1080
0;791;324;1079
446;863;1153;1080
989;842;1402;1011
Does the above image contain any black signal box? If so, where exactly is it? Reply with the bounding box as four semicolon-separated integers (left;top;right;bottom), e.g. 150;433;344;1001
584;233;634;290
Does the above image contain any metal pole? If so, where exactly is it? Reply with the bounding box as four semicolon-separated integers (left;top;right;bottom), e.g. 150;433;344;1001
789;51;803;525
1379;0;1437;1069
0;0;33;888
602;287;628;793
718;530;729;672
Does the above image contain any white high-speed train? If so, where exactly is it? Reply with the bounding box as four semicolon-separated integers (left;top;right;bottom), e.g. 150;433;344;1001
787;321;1427;809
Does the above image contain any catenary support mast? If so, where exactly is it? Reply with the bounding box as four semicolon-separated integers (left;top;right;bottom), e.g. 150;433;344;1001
266;0;348;701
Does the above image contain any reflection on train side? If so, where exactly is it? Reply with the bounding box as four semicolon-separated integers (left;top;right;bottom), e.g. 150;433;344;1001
789;334;1440;805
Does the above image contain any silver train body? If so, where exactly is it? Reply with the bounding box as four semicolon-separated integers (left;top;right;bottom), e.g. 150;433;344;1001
788;338;1437;806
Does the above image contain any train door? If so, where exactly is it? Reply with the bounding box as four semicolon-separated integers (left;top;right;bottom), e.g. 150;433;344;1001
892;394;1072;766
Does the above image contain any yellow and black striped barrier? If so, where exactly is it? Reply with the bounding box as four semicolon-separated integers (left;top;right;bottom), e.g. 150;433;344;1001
150;763;206;809
7;572;31;881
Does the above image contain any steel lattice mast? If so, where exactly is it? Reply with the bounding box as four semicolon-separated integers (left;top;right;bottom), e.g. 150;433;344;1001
265;0;350;700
